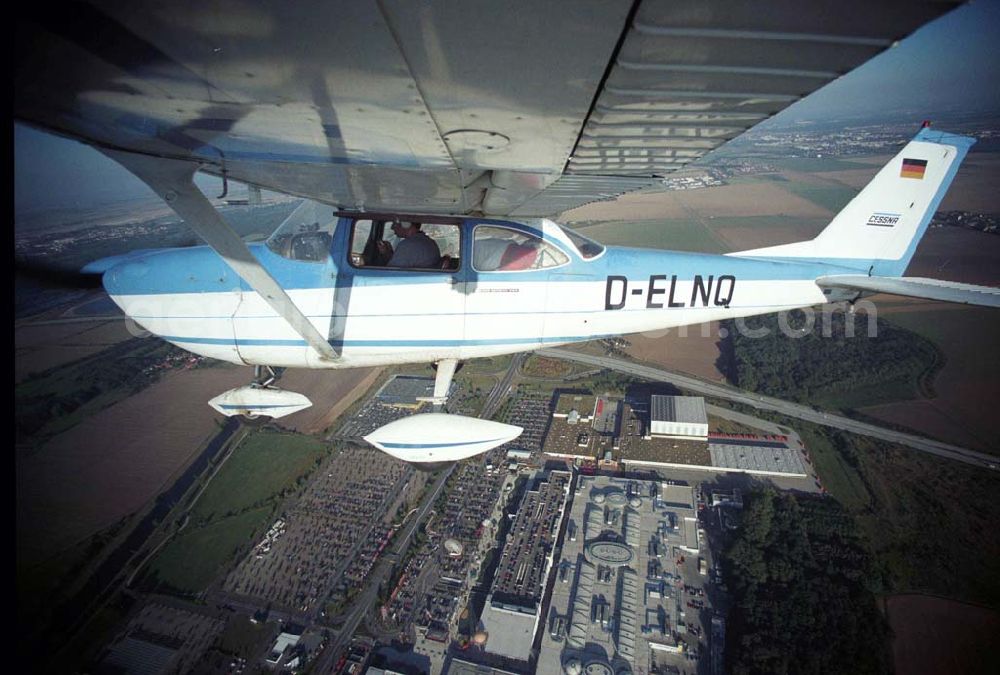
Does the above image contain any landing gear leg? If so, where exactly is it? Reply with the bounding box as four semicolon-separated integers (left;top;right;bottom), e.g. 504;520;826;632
847;292;864;315
207;365;312;423
252;365;279;388
419;358;459;411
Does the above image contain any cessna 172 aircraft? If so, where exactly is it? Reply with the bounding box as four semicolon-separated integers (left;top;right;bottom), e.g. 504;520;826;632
14;1;999;464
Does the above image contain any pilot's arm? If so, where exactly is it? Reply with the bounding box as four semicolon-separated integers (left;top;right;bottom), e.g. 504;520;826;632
374;239;393;265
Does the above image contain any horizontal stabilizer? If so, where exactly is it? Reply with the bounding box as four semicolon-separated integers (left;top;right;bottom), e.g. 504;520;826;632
817;275;1000;308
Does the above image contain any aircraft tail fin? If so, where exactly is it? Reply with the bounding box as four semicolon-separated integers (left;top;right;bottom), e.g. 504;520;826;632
729;127;976;277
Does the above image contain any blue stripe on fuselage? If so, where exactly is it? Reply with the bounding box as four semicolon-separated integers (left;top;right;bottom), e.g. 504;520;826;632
103;236;859;297
159;334;616;347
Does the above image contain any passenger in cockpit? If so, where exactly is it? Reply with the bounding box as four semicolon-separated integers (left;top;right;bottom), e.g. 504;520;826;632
474;236;539;271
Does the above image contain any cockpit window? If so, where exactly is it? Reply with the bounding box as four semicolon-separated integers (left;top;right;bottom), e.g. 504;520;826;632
349;218;461;271
266;200;336;263
473;225;569;272
558;224;605;259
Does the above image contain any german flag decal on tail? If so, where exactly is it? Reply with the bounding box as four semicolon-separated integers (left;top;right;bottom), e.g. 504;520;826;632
901;158;928;179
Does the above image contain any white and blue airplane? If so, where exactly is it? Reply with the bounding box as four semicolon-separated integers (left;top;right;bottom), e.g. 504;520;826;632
15;1;997;463
82;126;998;462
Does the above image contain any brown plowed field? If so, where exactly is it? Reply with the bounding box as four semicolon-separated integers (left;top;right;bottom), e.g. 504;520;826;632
279;366;383;434
887;594;1000;675
16;362;386;566
17;366;248;566
711;220;828;251
15;319;134;382
625;321;726;382
675;182;831;217
563;181;830;223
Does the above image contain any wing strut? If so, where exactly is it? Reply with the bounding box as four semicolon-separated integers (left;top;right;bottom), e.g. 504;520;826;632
417;358;458;410
102;150;339;361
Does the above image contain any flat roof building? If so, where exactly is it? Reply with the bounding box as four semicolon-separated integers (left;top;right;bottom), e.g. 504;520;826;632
709;439;807;477
650;396;708;441
591;397;621;436
443;658;524;675
375;375;452;409
553;393;596;419
538;477;702;675
480;470;572;663
267;631;301;665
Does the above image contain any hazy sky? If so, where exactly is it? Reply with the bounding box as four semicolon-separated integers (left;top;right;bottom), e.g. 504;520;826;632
14;0;1000;216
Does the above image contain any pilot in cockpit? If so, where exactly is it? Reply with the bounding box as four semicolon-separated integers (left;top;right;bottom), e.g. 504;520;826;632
377;221;441;268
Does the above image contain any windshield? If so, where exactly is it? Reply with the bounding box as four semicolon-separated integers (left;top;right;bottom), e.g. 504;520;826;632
265;201;336;262
558;224;605;259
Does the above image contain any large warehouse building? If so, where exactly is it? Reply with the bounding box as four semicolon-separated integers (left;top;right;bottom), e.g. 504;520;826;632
650;396;708;441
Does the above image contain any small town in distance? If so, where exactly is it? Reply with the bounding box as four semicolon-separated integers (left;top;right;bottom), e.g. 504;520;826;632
90;356;825;675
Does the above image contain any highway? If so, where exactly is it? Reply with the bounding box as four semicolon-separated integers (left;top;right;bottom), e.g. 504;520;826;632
539;348;999;471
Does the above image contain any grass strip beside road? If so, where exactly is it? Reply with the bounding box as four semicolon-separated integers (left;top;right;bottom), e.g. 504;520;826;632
143;507;272;595
191;431;327;523
142;430;328;595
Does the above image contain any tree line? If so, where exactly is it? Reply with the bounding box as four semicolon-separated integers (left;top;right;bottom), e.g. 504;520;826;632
722;490;890;675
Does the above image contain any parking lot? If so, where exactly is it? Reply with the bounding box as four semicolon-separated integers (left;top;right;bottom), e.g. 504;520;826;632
223;446;421;617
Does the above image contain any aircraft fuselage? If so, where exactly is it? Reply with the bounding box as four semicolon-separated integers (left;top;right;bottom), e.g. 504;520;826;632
100;215;857;368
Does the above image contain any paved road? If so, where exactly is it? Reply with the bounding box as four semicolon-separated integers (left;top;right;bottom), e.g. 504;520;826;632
539;348;999;471
481;352;526;419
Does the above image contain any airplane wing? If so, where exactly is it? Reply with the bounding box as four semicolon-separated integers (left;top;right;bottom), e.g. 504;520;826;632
15;1;961;217
817;275;1000;308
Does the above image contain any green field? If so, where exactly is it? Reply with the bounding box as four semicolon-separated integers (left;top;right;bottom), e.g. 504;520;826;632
141;430;328;594
782;183;859;212
191;431;328;523
701;214;831;236
574;219;727;253
797;426;871;510
460;354;513;375
521;355;575;379
810;377;919;410
144;506;272;594
883;307;1000;365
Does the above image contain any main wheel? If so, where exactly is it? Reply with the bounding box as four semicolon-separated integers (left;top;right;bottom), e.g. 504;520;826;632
238;414;271;428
